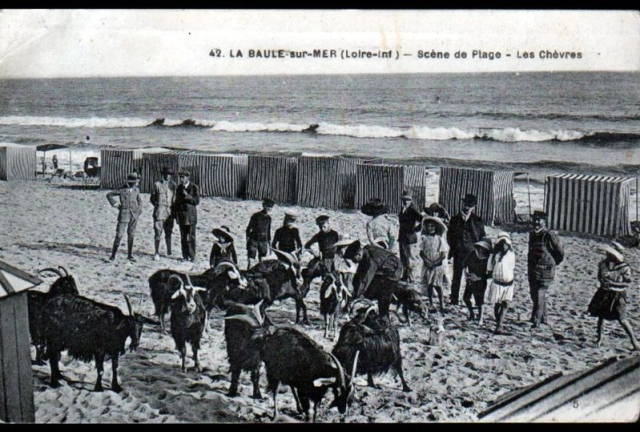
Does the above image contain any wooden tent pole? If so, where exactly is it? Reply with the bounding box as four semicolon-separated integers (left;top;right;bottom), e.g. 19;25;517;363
636;176;638;223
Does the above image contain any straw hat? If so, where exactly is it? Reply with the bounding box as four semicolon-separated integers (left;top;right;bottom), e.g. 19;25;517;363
335;234;356;248
422;216;447;235
474;238;493;251
361;198;389;217
600;241;625;262
495;231;512;247
211;226;234;243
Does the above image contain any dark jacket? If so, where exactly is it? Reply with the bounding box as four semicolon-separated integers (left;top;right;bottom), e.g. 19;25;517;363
353;245;403;298
174;182;200;225
398;203;423;244
305;230;340;259
272;226;302;253
447;212;486;258
528;229;564;283
246;211;272;243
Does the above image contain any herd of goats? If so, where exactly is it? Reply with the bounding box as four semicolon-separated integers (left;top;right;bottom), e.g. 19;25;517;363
27;254;444;423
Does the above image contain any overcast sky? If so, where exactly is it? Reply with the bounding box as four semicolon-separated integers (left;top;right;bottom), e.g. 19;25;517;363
0;9;638;78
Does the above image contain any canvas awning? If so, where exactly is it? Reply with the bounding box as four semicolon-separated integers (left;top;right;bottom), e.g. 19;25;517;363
0;261;43;299
36;144;72;174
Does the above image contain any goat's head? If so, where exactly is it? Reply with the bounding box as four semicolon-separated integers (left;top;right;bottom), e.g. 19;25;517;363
349;298;379;322
322;351;359;418
169;274;206;314
273;249;303;288
224;300;272;335
215;260;248;289
322;272;352;309
38;266;79;296
392;289;428;323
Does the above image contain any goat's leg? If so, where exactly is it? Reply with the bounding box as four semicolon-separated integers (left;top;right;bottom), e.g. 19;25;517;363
300;397;311;422
192;346;201;373
271;381;280;420
367;372;379;389
324;314;328;338
301;299;310;326
228;367;241;397
395;359;412;392
291;387;303;414
312;400;321;423
94;353;106;392
251;368;263;399
404;305;412;327
34;343;46;365
111;356;123;393
49;349;62;388
180;345;187;373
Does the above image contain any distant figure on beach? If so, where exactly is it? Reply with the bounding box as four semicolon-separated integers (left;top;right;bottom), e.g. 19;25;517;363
398;192;423;283
447;194;486;306
424;202;450;228
272;211;302;257
174;171;200;262
436;96;441;104
486;232;516;334
40;157;46;174
587;242;640;351
210;226;238;268
52;154;58;170
463;238;492;325
361;198;395;250
420;216;449;314
150;166;176;260
107;172;142;263
246;198;274;270
304;215;340;276
527;210;564;329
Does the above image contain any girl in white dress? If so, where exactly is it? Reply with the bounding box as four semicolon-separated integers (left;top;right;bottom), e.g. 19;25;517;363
420;216;449;314
486;232;516;334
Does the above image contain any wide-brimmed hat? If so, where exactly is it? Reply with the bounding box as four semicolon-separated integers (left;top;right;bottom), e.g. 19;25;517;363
401;191;413;201
335;234;356;248
161;166;175;175
316;215;330;224
495;231;512;247
262;198;275;208
361;198;389;217
127;172;141;183
600;242;625;262
178;170;190;177
462;193;477;207
532;210;548;221
212;226;234;243
422;216;447;235
474;238;493;251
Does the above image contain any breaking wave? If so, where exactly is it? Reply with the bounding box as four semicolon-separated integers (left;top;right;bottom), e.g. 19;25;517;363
1;115;639;145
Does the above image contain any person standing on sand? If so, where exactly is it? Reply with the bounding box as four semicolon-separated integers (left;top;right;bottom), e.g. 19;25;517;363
448;194;486;306
174;171;200;262
362;198;395;250
246;198;274;270
272;211;302;257
304;215;340;275
209;226;238;268
150;166;176;260
420;216;450;315
527;210;564;329
52;154;58;171
588;242;640;351
486;232;516;334
107;172;142;263
463;238;492;325
398;192;423;282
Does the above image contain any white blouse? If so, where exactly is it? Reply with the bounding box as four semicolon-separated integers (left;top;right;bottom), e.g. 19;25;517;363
488;250;515;283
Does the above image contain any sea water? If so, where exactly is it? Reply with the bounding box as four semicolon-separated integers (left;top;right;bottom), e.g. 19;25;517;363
0;72;638;176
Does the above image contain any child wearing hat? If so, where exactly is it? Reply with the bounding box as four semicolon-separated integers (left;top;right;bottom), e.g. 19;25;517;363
209;226;238;269
463;238;492;325
419;216;450;314
588;242;640;351
486;232;516;334
272;212;303;258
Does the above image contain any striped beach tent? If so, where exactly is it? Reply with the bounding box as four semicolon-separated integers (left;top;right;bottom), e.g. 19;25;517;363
246;155;298;204
140;151;181;193
296;156;362;209
439;167;515;225
544;174;635;237
195;154;248;198
355;163;427;214
0;144;36;181
102;147;167;190
479;355;640;422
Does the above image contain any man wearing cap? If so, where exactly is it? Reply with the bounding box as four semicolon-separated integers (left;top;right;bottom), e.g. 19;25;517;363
246;198;274;269
304;215;340;276
398;192;423;282
174;171;200;262
150;166;177;260
107;172;143;262
528;210;564;328
272;212;302;256
447;193;486;306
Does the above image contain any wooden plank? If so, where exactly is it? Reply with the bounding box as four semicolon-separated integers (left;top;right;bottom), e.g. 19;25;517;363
13;295;35;423
0;296;23;422
0;299;6;421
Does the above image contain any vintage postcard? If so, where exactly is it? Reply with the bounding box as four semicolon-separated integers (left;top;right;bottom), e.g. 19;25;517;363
0;9;638;423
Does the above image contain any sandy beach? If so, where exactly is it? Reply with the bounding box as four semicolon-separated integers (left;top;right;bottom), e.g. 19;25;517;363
2;174;639;423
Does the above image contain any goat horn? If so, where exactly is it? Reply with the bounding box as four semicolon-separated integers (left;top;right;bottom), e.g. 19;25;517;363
38;267;63;278
351;351;360;381
137;293;144;315
363;304;378;321
58;266;69;277
167;274;184;288
185;273;194;287
328;352;346;389
124;294;133;317
253;300;264;325
224;315;260;327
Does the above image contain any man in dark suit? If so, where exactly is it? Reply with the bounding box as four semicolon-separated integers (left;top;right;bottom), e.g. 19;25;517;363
447;193;486;306
398;192;423;282
174;171;200;262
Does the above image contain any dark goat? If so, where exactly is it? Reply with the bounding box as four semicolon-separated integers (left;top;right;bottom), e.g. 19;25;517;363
28;266;79;365
148;266;236;329
223;301;269;399
320;272;351;340
42;294;151;392
168;274;208;373
391;284;428;326
333;299;411;392
229;255;307;324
